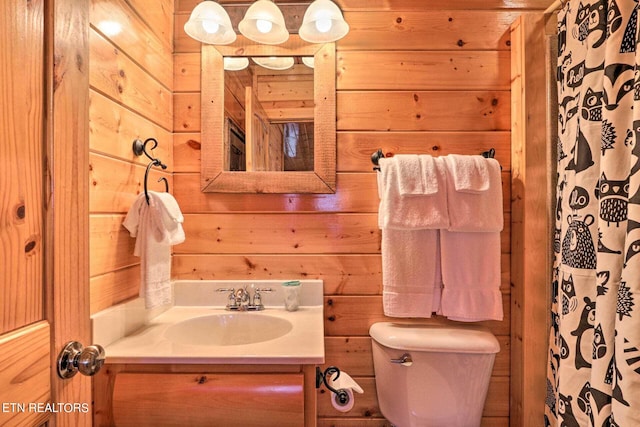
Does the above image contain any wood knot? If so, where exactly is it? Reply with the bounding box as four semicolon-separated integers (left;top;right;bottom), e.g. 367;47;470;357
15;203;26;220
24;238;36;253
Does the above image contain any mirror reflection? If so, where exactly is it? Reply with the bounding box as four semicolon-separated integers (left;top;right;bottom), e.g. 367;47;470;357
223;56;314;172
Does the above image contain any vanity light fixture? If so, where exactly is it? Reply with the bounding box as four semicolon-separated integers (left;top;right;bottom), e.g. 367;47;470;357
223;57;250;71
185;0;349;45
299;0;349;43
184;0;236;45
301;56;315;68
238;0;289;45
251;56;295;70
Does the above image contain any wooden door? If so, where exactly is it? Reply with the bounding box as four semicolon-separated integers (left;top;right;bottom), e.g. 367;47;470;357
0;0;90;425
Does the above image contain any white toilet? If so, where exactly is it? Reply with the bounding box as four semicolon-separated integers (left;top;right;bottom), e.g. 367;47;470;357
369;322;500;427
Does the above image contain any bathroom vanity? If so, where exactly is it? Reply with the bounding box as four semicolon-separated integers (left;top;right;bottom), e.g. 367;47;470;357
92;280;324;426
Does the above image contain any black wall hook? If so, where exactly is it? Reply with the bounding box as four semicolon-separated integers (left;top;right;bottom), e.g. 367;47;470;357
133;138;169;204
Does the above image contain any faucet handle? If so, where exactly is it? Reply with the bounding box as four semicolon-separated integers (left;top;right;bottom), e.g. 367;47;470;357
252;288;273;310
216;287;238;310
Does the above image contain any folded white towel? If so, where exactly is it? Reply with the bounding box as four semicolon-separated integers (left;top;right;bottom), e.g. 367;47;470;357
446;154;491;193
394;154;439;195
443;155;503;232
377;156;449;230
439;230;503;322
381;229;442;318
123;191;185;309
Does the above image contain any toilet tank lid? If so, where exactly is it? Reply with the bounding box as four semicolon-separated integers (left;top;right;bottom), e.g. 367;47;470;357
369;322;500;354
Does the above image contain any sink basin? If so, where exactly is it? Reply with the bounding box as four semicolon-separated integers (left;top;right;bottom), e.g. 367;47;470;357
164;313;293;346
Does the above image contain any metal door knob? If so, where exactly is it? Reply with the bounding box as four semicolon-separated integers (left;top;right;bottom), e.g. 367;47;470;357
57;341;106;379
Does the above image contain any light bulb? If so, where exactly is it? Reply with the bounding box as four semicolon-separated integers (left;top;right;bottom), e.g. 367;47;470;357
315;17;332;33
256;19;273;34
201;20;220;34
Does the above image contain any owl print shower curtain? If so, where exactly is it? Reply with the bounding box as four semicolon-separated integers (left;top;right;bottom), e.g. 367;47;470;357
546;0;640;425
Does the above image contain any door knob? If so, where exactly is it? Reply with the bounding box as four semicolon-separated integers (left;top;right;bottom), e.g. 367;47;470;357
57;341;106;379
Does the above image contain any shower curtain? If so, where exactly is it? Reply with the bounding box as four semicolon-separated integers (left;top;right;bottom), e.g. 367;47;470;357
546;0;640;425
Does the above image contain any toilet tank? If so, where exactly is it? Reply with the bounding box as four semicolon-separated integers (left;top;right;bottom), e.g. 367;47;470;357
369;322;500;427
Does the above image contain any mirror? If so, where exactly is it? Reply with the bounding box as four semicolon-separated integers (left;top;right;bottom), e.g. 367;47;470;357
200;36;336;193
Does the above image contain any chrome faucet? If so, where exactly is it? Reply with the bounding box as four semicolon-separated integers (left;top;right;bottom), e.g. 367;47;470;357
216;286;273;311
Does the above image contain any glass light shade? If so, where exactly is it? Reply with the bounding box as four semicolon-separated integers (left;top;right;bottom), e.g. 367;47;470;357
299;0;349;43
238;0;289;45
302;56;315;68
184;1;236;45
251;57;295;71
224;57;250;71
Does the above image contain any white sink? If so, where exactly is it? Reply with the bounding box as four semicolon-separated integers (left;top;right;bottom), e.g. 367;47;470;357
164;313;293;346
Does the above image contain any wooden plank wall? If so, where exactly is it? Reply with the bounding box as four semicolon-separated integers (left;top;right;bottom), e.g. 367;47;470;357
88;0;174;315
173;1;548;426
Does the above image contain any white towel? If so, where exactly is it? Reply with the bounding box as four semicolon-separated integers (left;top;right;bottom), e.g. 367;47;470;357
381;229;442;318
439;230;503;322
377;156;449;230
123;191;185;309
443;155;503;232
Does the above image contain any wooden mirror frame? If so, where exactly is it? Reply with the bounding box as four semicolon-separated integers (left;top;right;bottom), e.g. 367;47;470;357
200;36;336;193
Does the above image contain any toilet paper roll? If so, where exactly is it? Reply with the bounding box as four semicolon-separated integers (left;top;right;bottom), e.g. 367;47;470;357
331;388;355;412
327;370;363;413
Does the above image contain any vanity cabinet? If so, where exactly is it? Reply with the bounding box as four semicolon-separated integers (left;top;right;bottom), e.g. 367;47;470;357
93;364;317;426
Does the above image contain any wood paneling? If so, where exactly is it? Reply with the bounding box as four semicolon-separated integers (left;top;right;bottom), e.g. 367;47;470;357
510;13;553;427
126;0;174;48
0;0;44;334
90;266;140;315
48;0;93;423
177;0;549;11
337;91;510;131
90;214;137;277
89;0;174;322
337;11;515;50
89;90;172;166
0;323;50;426
338;51;511;90
90;30;173;131
90;0;173;89
89;153;172;213
112;373;305;426
177;213;381;254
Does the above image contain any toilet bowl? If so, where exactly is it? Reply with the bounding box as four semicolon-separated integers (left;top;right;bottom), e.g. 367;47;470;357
369;322;500;427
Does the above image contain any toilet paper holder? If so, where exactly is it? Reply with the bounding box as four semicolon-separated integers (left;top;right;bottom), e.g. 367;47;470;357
315;366;351;406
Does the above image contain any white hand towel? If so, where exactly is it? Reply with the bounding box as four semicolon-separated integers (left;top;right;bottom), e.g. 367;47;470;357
446;154;491;193
394;154;439;195
439;230;503;322
443;155;503;232
123;192;185;309
377;156;449;230
381;229;442;318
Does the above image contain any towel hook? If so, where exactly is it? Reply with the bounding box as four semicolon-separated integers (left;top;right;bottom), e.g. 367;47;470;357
133;138;169;205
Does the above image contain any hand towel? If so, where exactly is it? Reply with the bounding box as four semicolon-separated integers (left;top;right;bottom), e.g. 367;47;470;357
381;229;442;318
377;156;449;230
443;155;503;232
394;154;438;195
439;230;503;321
123;191;185;309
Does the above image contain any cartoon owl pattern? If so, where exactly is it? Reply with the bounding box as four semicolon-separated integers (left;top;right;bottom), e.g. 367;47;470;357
547;1;640;426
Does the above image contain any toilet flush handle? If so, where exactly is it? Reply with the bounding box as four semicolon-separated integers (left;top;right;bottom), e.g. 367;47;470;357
390;353;413;367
